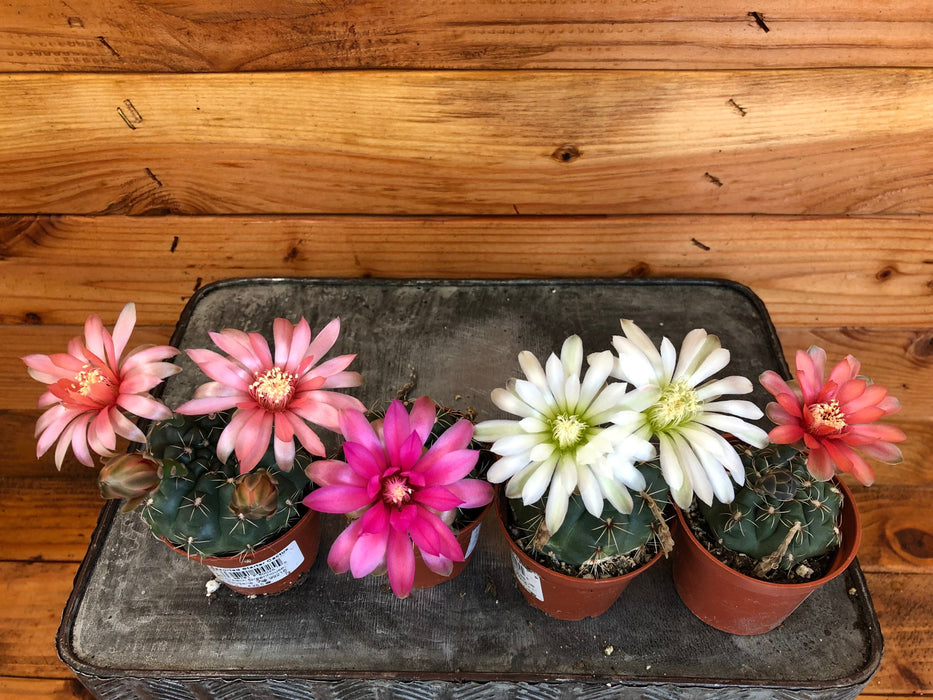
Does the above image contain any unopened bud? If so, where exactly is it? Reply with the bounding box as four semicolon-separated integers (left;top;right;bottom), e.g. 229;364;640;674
230;469;279;519
98;452;162;511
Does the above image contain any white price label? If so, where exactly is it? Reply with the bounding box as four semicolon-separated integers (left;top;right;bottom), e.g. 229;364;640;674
465;524;482;559
208;540;305;589
510;551;544;601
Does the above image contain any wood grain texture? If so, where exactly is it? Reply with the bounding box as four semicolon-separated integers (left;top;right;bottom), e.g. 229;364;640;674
2;215;933;327
0;562;80;679
863;572;933;696
2;71;933;216
0;678;93;699
0;476;102;563
2;1;933;72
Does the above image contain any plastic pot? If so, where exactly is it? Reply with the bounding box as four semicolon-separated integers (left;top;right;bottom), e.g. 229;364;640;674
496;489;663;621
671;478;861;635
164;508;320;595
411;501;492;590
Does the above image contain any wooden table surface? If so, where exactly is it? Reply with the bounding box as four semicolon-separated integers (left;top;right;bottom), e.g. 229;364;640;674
0;2;931;698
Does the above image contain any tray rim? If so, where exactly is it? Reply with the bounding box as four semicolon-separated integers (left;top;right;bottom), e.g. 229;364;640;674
56;276;884;691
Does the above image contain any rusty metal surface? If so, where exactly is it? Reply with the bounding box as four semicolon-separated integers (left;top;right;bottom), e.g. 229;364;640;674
58;278;883;699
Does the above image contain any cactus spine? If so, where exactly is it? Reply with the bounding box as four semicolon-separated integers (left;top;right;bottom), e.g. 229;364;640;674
508;461;671;578
698;443;843;577
137;411;313;558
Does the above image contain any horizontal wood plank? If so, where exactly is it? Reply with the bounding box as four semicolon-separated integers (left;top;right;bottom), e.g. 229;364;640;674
863;572;933;695
2;71;933;215
0;678;92;699
0;476;102;564
2;2;933;72
843;485;933;574
0;562;79;679
2;215;933;327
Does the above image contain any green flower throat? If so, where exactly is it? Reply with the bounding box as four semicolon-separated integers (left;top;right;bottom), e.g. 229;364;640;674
550;413;588;450
647;380;700;433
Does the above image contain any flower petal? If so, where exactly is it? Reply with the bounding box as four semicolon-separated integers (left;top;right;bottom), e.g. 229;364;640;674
386;527;416;598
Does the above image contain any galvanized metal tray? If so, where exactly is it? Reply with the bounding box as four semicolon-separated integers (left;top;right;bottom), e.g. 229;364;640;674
58;278;883;699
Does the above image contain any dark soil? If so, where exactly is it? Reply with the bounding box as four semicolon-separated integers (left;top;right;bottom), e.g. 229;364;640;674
683;503;837;583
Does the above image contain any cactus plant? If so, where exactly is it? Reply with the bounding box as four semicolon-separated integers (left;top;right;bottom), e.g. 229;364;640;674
101;411;314;559
507;461;672;579
697;443;843;578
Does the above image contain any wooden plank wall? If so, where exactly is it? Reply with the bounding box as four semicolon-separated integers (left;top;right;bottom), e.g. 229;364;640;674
1;2;932;697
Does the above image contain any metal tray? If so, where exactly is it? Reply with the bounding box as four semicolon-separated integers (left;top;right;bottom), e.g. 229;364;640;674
58;278;883;699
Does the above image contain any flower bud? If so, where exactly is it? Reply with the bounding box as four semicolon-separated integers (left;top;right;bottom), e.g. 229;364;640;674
230;469;279;519
98;452;162;511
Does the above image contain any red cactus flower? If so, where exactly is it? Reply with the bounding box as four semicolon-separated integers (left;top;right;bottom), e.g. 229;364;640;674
759;346;905;485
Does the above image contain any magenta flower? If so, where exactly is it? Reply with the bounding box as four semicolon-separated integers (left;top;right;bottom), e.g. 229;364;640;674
760;346;905;485
22;303;180;469
303;397;494;598
175;317;364;473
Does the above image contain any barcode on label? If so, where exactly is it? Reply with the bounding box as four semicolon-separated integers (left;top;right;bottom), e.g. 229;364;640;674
209;540;305;589
510;551;544;601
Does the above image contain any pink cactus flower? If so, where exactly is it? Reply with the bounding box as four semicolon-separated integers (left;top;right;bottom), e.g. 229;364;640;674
175;317;364;473
22;303;180;468
303;397;494;598
760;346;905;485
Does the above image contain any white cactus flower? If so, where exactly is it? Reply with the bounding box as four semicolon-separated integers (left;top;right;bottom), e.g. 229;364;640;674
474;335;657;535
606;319;770;509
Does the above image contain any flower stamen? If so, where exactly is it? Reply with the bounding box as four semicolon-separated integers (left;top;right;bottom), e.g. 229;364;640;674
808;400;846;433
381;475;413;507
550;413;588;450
72;366;112;396
249;367;297;412
647;380;700;433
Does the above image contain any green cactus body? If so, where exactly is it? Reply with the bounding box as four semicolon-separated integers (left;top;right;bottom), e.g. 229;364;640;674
509;462;671;578
140;412;312;558
698;443;843;575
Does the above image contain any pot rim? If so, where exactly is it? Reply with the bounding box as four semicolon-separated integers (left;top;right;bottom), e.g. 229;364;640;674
674;475;862;590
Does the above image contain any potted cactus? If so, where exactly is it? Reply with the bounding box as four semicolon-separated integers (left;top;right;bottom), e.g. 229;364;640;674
667;346;904;634
23;303;365;595
302;396;495;599
475;334;674;620
498;461;672;620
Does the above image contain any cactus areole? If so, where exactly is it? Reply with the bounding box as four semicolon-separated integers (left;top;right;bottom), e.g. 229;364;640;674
496;461;672;621
128;411;316;560
693;443;844;582
671;449;861;635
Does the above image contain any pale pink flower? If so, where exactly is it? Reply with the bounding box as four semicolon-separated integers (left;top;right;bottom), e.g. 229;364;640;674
303;397;494;598
175;317;364;473
23;303;180;468
760;346;905;485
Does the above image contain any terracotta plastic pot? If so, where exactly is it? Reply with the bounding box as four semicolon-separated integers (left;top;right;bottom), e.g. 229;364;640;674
672;478;861;635
496;490;663;620
164;509;320;595
411;501;492;590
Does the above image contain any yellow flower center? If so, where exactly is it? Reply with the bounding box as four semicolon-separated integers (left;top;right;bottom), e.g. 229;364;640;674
808;400;846;432
72;367;112;396
551;413;588;450
648;380;700;433
249;367;297;411
382;476;412;507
